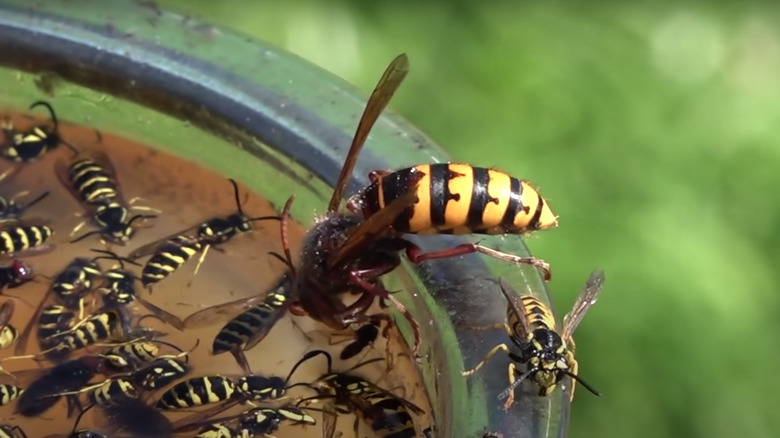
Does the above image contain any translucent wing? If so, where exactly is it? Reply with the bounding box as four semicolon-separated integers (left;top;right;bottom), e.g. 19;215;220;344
322;401;338;438
561;269;604;343
498;278;533;340
327;54;410;213
327;185;419;271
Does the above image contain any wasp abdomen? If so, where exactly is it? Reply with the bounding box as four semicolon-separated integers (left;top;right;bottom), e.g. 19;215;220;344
355;163;557;235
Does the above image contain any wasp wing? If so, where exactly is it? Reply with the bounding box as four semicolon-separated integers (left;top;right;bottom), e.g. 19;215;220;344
561;269;604;344
322;401;338;438
327;186;418;271
327;54;410;213
497;278;534;340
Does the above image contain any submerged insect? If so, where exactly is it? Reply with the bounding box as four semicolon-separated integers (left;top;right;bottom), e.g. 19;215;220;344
0;190;50;224
1;100;79;163
175;405;316;438
293;349;423;438
16;354;105;417
0;260;34;291
55;151;157;245
155;375;238;410
0;223;54;257
128;178;278;289
0;301;17;351
0;425;26;438
461;270;604;409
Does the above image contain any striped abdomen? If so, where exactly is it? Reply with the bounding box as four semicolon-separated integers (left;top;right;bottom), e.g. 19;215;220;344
354;163;557;235
46;309;120;353
142;235;202;287
88;377;138;406
508;295;557;335
0;225;53;254
68;158;117;204
38;305;75;341
0;326;17;350
0;384;22;406
132;358;189;390
212;288;290;355
326;374;416;438
102;341;159;369
156;375;237;409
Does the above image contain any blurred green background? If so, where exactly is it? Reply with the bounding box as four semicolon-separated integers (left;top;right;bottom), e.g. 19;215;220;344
158;1;778;438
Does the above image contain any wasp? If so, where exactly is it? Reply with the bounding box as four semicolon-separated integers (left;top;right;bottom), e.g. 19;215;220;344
16;354;105;417
175;405;316;438
0;301;17;352
99;337;190;371
0;425;25;438
0;259;34;291
276;54;551;358
0;383;22;407
155;375;238;410
1;100;79;163
130;355;190;391
170;273;293;374
0;223;54;257
461;270;604;409
40;307;125;359
293;349;424;438
55;151;158;244
128;178;278;289
0;190;50;224
14;255;104;356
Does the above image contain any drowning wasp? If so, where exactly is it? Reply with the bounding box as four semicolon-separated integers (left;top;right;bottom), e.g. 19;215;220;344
55;151;158;245
173;405;316;438
292;349;425;438
1;100;79;163
0;425;25;438
274;54;551;358
0;222;54;257
127;178;278;289
461;270;604;409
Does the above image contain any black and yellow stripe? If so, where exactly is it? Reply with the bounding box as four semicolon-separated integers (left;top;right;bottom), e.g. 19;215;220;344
67;158;118;205
132;357;189;390
156;375;237;410
44;309;120;354
51;259;102;306
355;163;557;235
0;384;22;406
321;373;417;438
141;235;202;287
212;286;290;355
0;225;53;255
88;377;138;407
239;407;316;435
0;326;16;350
102;341;160;369
0;425;26;438
37;305;75;341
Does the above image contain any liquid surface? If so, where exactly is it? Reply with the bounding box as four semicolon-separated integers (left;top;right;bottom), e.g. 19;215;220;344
0;110;432;437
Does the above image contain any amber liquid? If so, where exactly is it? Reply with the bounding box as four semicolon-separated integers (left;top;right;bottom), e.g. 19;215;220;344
0;111;431;437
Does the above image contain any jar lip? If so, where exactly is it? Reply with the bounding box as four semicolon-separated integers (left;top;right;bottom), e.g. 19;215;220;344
0;2;564;437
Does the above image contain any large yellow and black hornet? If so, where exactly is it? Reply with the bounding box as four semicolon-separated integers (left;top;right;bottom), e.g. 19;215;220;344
461;270;604;409
127;178;278;290
55;151;157;245
1;101;78;163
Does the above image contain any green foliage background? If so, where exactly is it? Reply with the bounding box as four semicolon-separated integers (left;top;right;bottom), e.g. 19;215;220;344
159;1;779;437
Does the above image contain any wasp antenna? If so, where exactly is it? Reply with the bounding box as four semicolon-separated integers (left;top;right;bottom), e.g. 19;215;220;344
279;195;296;277
22;191;50;211
564;370;600;396
228;178;245;216
268;251;295;273
286;350;332;387
60;139;80;158
249;215;280;222
70;401;96;436
497;369;535;401
69;229;102;244
29;100;58;130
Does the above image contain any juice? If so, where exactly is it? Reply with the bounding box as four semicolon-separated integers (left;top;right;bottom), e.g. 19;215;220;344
0;109;432;437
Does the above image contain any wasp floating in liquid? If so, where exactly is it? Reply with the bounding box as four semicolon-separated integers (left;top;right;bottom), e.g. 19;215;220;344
127;178;278;290
16;354;105;417
293;349;424;438
174;405;316;438
0;222;54;257
56;151;158;245
1;100;79;163
0;190;50;224
462;270;604;409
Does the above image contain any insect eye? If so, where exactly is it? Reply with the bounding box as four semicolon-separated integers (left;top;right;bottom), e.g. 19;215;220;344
12;260;32;279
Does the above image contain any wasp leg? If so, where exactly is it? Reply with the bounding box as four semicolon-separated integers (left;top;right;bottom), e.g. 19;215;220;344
186;244;211;288
347;271;421;356
70;220;87;238
462;343;511;377
127;197;163;214
503;362;518;411
405;243;552;281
